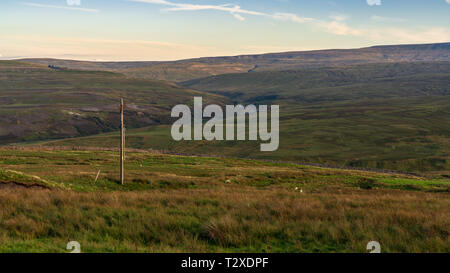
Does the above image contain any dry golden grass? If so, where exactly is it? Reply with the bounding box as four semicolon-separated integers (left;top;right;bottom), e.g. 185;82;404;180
0;148;448;252
0;185;448;253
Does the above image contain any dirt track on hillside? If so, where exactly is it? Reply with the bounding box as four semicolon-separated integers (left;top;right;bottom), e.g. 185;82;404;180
0;181;50;190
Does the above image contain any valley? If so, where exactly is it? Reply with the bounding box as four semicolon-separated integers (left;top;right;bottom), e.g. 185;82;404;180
4;53;447;173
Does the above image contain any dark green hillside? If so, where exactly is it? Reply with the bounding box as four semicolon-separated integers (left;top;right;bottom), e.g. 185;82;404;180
40;62;450;173
181;62;450;103
0;61;227;144
41;95;450;173
177;62;450;172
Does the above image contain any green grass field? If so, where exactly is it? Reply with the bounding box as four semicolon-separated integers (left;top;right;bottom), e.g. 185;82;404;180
0;147;448;252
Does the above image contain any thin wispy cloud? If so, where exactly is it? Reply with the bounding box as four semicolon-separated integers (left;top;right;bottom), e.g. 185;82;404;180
129;0;313;23
272;13;315;24
233;13;245;21
131;0;360;37
22;2;98;12
371;15;405;22
66;0;81;6
329;14;349;22
130;0;450;44
129;0;354;34
319;15;449;42
130;0;351;37
131;0;263;17
367;0;381;6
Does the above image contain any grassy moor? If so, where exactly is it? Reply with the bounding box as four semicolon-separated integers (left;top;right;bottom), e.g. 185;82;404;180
1;43;449;253
0;147;448;252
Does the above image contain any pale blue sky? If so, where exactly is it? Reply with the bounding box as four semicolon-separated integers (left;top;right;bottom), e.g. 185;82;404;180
1;0;449;60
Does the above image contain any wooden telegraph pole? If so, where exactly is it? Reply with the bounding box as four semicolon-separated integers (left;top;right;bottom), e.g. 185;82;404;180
120;97;125;185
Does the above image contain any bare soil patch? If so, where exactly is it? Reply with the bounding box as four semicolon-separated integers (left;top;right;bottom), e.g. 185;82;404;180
0;181;50;190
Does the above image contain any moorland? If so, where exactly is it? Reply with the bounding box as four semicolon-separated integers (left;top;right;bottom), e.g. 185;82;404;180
0;43;449;252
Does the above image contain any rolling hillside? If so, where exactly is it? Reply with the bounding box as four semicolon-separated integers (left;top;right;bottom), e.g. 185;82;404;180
0;60;227;144
181;62;450;103
39;62;450;173
3;43;450;173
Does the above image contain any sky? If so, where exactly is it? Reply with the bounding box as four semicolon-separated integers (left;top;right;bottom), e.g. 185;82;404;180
1;0;450;61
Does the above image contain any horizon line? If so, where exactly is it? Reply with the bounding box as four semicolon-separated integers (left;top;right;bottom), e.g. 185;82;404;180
4;41;450;63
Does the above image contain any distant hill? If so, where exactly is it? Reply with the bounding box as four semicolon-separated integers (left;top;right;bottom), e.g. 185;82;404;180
181;62;450;103
19;42;450;81
17;59;254;82
181;43;450;71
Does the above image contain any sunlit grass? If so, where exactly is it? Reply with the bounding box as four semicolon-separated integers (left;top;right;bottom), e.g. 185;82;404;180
0;148;448;253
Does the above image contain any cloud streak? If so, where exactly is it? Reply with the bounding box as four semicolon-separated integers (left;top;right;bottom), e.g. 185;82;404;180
130;0;450;44
66;0;81;6
131;0;447;39
22;2;98;12
131;0;264;16
129;0;314;23
367;0;381;6
371;15;405;22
